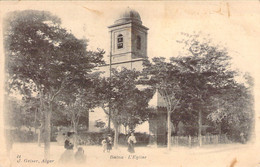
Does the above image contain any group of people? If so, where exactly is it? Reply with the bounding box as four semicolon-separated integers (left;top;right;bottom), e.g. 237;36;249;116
101;132;137;153
59;132;86;164
101;134;113;153
60;131;137;163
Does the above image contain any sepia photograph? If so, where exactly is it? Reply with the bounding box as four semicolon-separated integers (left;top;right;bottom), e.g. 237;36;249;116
0;1;260;167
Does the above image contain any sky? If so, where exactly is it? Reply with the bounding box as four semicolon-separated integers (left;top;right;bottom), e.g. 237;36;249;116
0;1;260;148
1;1;259;73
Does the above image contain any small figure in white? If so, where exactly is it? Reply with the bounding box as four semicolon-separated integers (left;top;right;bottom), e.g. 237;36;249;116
127;133;136;153
101;137;107;153
240;132;246;144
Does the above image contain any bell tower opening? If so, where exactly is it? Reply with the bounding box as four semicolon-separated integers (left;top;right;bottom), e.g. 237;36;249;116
137;35;141;50
117;34;124;49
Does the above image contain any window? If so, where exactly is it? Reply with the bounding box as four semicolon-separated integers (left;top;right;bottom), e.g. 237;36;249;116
137;35;141;50
117;34;123;49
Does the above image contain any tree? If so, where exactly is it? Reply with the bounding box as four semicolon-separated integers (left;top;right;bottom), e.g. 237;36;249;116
142;32;244;148
97;68;152;148
207;73;254;142
142;57;182;150
173;32;238;146
4;96;38;130
57;77;101;144
4;10;104;158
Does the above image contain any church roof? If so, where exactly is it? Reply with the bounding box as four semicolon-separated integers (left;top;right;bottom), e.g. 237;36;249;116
114;7;142;25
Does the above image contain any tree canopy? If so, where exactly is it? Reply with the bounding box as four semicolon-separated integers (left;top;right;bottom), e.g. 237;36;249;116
97;68;153;148
142;32;254;145
4;10;105;158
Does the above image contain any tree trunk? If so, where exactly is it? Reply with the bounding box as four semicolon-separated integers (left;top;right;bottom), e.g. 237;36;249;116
72;120;78;148
198;110;202;147
86;110;89;131
113;121;119;149
44;103;52;159
218;122;221;135
38;123;42;147
173;122;179;136
34;108;37;140
167;111;171;150
38;130;41;147
39;90;44;147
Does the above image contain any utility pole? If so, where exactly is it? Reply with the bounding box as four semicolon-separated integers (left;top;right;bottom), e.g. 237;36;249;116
108;30;112;133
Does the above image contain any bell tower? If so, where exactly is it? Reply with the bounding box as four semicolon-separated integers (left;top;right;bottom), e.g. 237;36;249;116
105;8;167;146
108;8;149;70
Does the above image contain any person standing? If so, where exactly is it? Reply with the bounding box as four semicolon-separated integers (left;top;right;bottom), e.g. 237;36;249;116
64;132;74;150
107;135;113;153
127;133;136;153
59;132;75;164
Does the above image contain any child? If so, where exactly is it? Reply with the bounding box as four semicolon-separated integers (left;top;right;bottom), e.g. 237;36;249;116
74;147;86;164
107;135;113;153
101;138;107;153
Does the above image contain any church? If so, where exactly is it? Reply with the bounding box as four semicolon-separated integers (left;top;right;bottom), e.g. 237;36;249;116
91;8;168;146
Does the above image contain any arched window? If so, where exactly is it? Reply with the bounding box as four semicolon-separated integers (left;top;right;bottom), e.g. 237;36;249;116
117;34;123;49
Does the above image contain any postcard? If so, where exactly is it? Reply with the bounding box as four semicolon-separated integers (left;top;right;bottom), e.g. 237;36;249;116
0;1;260;167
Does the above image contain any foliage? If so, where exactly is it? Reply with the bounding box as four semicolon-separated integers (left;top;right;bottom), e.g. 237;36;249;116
173;32;254;142
142;57;184;150
173;32;236;114
53;72;102;134
10;129;36;142
94;119;106;129
4;95;41;129
142;32;253;144
98;68;153;129
4;10;105;157
77;131;107;145
4;10;104;97
207;74;254;141
143;57;182;112
97;68;153;148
